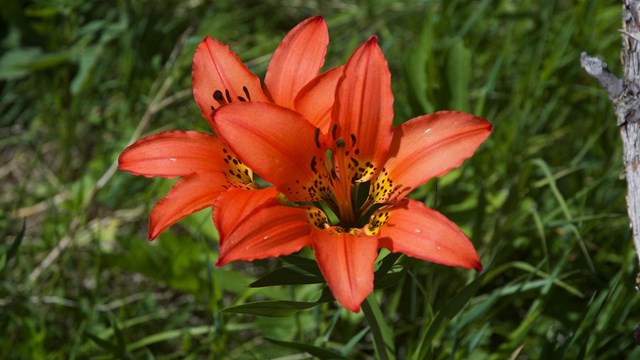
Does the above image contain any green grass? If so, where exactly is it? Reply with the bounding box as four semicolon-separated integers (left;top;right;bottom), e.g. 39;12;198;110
1;0;637;358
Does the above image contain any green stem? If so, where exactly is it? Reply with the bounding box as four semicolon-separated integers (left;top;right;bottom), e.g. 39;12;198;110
362;295;396;360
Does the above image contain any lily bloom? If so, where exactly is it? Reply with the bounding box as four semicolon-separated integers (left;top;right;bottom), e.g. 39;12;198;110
119;16;338;239
211;37;492;312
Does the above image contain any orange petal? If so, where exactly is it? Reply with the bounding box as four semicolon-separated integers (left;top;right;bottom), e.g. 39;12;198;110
372;111;492;202
192;36;268;121
311;229;378;312
330;36;394;182
378;199;482;271
214;188;313;266
294;66;344;134
264;16;329;109
118;131;227;178
149;174;225;239
212;102;329;202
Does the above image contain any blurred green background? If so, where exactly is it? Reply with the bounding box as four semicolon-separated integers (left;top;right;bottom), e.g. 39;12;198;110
2;0;637;358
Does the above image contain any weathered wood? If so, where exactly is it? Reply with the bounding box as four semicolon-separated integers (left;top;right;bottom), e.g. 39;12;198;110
580;0;640;265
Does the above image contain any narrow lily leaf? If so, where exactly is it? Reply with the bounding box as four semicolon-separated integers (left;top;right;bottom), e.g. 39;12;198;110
265;337;350;360
250;265;324;288
342;327;371;356
126;326;213;352
412;276;482;360
5;218;26;266
374;255;415;290
404;19;435;114
446;37;471;112
362;296;396;360
222;300;321;317
281;255;323;276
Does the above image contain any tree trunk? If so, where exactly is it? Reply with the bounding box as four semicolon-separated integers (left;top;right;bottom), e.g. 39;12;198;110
580;0;640;266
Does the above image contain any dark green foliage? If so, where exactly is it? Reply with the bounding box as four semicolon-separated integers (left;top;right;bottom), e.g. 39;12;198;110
1;0;636;358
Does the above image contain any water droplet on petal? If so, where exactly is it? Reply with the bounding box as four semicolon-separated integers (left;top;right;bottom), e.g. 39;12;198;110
263;235;270;241
169;158;177;162
415;228;422;234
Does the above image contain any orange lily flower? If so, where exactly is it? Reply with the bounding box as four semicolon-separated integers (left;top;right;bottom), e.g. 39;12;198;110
211;37;492;312
119;16;337;239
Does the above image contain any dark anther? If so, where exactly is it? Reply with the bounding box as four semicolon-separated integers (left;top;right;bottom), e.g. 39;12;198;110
310;157;317;173
243;86;252;101
237;96;246;102
314;128;321;148
350;134;356;146
225;89;232;103
331;124;338;139
213;90;224;101
336;138;345;148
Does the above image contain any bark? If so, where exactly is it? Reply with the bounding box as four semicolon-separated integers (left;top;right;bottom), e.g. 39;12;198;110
580;0;640;266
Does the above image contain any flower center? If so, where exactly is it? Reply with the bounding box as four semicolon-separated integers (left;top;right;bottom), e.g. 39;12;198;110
301;128;390;232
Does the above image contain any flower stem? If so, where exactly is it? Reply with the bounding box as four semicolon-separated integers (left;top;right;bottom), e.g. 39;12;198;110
362;295;396;360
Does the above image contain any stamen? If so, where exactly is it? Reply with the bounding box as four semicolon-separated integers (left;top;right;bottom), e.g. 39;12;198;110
225;89;232;103
243;86;252;101
314;128;321;148
310;156;318;173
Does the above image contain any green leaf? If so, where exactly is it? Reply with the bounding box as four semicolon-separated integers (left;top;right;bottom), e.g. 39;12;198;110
446;37;471;112
281;255;323;276
404;19;435;114
7;219;26;262
222;300;322;317
265;337;350;360
126;326;214;352
250;265;324;287
1;219;26;272
374;254;414;290
412;276;482;360
362;296;396;360
0;48;41;80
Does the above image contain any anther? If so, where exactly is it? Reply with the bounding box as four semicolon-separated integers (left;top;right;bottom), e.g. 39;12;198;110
313;128;321;148
242;86;252;101
225;89;232;103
